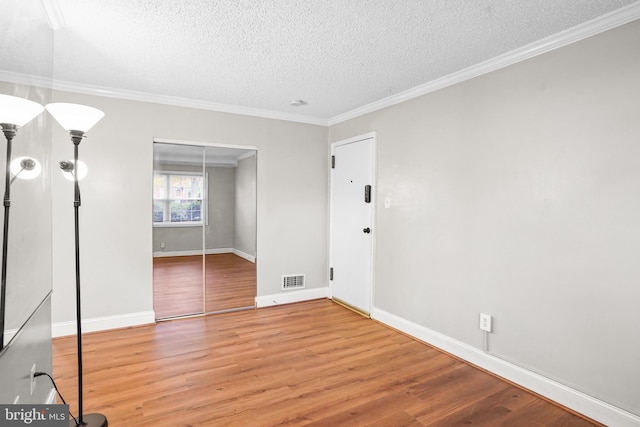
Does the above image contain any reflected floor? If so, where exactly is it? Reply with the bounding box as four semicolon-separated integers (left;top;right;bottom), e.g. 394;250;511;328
153;253;256;319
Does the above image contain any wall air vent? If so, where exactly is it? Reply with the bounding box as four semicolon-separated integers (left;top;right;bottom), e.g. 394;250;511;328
282;274;305;290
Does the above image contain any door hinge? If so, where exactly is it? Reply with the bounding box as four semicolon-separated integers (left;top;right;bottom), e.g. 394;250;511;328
330;267;334;280
331;155;335;169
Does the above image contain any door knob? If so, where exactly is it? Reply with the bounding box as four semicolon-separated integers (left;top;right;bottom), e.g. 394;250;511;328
363;227;371;234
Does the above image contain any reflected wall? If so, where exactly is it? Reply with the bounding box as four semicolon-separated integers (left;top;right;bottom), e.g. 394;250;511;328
0;0;54;404
0;0;54;352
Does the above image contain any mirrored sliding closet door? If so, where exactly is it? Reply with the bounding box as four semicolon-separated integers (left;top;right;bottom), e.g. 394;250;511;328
152;141;256;320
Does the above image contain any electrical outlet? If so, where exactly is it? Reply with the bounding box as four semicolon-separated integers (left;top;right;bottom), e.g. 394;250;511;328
479;313;492;332
30;363;36;396
160;241;166;249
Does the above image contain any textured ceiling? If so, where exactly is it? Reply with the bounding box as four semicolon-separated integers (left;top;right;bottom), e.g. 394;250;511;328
2;0;639;123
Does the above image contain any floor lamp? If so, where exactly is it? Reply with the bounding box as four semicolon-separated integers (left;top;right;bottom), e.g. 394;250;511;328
46;102;107;427
0;94;44;350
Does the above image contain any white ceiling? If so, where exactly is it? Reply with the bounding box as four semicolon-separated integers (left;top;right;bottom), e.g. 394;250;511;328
2;0;640;125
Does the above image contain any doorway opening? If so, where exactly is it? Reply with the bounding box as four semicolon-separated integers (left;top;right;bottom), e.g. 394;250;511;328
152;140;257;320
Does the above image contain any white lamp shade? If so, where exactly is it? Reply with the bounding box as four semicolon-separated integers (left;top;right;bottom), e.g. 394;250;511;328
10;157;42;180
62;159;88;181
0;94;45;127
46;102;105;133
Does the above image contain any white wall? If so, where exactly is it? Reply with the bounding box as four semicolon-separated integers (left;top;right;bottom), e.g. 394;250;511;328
329;20;640;420
234;153;257;258
207;165;236;251
51;91;328;329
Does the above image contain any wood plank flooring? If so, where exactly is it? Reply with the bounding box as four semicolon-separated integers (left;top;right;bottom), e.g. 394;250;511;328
205;253;256;313
153;255;203;318
52;299;601;427
153;253;256;319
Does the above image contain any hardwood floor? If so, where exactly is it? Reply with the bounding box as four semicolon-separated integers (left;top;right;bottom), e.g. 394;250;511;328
153;255;203;318
52;299;601;426
205;253;256;313
153;253;256;319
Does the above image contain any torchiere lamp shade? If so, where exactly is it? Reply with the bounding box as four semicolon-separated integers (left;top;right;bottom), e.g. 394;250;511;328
10;157;41;181
45;103;105;133
0;94;44;127
60;160;88;181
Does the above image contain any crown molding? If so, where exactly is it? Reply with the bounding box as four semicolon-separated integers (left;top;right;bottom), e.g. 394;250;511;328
0;70;328;127
49;78;330;126
328;2;640;126
0;70;54;90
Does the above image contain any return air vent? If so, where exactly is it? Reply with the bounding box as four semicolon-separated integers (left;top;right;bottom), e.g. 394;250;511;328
282;274;305;290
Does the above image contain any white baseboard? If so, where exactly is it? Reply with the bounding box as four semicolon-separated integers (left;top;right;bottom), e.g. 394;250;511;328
372;307;640;427
153;248;256;259
233;249;255;263
52;311;155;337
153;249;206;257
255;287;328;308
205;248;234;255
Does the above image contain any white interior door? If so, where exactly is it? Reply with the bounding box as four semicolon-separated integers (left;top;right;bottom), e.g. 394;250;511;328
330;134;375;315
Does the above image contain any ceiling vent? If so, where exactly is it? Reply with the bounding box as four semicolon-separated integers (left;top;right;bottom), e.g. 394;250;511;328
282;274;305;290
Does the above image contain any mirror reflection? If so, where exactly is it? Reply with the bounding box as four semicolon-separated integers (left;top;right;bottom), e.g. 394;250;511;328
0;93;52;350
152;142;256;320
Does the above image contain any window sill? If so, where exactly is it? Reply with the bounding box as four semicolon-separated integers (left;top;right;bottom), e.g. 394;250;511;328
153;222;204;228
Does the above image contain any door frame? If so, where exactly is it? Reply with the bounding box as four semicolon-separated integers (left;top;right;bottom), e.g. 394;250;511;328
328;131;377;315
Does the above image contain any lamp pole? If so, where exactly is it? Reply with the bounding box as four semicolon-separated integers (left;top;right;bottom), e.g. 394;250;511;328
70;131;86;425
0;124;17;349
67;131;107;427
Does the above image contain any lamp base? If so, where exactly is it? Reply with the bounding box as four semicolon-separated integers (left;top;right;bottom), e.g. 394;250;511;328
70;413;108;427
